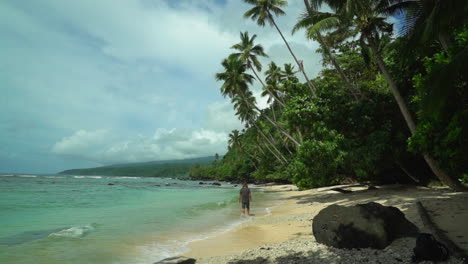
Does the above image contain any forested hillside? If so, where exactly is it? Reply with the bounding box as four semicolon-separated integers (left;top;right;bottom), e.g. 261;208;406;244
190;0;468;191
60;156;215;177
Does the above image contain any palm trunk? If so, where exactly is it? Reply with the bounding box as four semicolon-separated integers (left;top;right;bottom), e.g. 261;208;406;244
236;142;259;170
268;11;316;97
367;36;467;192
241;93;301;147
302;0;359;100
250;65;285;107
253;122;288;164
257;107;301;147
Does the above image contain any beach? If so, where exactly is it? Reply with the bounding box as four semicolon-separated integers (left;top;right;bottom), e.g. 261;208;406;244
184;184;468;264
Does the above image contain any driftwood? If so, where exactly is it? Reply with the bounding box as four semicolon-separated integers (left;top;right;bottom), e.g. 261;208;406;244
328;184;377;194
416;201;468;262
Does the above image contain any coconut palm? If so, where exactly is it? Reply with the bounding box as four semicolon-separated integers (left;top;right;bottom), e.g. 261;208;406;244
216;56;301;148
293;0;359;99
216;55;254;99
231;32;285;107
243;0;316;96
282;63;299;82
232;93;288;163
388;0;468;50
311;0;466;191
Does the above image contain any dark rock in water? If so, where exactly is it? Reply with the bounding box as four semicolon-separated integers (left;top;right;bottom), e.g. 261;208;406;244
313;202;419;249
153;184;161;187
199;182;204;185
212;182;221;186
234;185;238;187
412;233;449;262
107;183;115;186
153;256;196;264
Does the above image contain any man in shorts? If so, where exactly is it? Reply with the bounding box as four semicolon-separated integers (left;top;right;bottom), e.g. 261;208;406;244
239;183;252;216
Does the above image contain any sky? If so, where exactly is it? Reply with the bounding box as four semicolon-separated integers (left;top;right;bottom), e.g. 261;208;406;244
0;0;323;173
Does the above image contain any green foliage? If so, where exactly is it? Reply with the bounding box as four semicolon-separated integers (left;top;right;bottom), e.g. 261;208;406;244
290;137;345;190
61;157;215;177
409;29;468;179
190;4;466;190
460;174;468;184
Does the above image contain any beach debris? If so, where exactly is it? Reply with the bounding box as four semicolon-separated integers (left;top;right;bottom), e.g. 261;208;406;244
412;233;449;262
313;202;419;249
153;256;196;264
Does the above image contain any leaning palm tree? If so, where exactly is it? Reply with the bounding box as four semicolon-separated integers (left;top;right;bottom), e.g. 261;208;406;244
293;0;359;99
232;93;289;163
313;0;466;191
388;0;468;51
243;0;316;96
215;56;300;147
216;56;301;147
231;31;285;107
282;63;299;82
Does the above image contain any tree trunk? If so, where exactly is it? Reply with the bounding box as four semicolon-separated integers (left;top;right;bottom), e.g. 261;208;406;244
268;11;316;97
253;122;288;164
367;36;467;192
250;65;285;107
236;142;259;170
242;93;301;148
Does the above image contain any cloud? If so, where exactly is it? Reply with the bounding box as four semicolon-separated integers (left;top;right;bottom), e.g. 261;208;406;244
204;101;243;131
52;128;228;164
1;0;325;172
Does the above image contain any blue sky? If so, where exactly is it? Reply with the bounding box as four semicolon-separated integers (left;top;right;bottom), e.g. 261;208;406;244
0;0;323;173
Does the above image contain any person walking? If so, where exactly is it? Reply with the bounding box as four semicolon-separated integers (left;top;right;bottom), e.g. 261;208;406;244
239;183;252;216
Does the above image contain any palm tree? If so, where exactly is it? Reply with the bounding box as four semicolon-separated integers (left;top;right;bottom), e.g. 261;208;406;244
216;55;254;99
282;63;299;82
216;56;297;162
232;93;289;163
217;56;301;147
231;32;285;107
314;0;466;191
243;0;316;96
229;129;260;169
293;0;359;99
388;0;468;50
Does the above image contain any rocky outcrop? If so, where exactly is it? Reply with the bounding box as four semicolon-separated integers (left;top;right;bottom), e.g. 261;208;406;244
153;256;196;264
313;202;419;249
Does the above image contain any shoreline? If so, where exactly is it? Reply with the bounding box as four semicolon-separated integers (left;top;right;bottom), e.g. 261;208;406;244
181;184;468;264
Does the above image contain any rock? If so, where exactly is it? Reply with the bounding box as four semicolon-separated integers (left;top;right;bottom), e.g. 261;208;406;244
153;256;196;264
212;182;221;186
107;183;115;186
412;233;449;262
199;182;204;185
313;202;419;249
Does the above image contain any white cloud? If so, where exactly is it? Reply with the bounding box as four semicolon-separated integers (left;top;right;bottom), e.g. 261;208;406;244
52;128;228;164
1;0;325;171
204;100;243;131
52;129;114;158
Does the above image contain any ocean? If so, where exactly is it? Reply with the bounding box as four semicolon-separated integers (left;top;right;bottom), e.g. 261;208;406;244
0;174;279;264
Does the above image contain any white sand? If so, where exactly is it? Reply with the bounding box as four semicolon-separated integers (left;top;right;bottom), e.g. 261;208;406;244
183;184;468;264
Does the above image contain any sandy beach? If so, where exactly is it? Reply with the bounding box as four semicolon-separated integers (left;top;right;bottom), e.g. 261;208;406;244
183;184;468;264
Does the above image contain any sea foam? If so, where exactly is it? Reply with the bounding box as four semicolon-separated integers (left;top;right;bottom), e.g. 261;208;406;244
48;224;95;238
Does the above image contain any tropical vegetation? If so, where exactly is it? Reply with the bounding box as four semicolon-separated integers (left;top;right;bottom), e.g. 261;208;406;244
189;0;468;191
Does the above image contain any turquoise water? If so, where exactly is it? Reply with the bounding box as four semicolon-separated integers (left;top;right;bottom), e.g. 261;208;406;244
0;174;278;264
